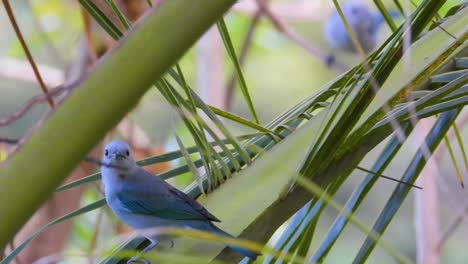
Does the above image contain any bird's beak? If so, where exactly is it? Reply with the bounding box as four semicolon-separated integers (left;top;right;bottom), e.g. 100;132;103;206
111;152;127;160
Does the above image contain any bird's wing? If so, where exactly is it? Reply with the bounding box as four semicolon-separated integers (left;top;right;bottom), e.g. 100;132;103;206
117;169;220;222
165;183;220;222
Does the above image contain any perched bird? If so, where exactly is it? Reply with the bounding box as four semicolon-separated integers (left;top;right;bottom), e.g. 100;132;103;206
101;140;258;263
324;1;400;64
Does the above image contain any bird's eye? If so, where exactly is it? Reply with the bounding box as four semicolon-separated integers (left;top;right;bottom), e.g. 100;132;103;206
126;150;130;156
104;149;109;156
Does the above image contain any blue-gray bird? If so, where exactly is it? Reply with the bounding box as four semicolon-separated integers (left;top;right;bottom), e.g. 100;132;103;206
101;140;258;263
324;1;400;64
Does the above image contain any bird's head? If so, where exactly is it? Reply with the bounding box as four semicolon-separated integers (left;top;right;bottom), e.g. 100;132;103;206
102;140;137;171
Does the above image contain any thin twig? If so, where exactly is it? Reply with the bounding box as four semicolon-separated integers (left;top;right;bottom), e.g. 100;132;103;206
254;0;346;72
355;165;423;189
224;7;262;111
0;58;64;87
0;87;67;127
2;0;55;108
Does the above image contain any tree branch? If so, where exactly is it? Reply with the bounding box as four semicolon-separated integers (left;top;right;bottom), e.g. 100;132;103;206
2;0;55;108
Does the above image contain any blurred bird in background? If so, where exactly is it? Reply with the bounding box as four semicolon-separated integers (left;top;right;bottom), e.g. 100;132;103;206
324;1;401;66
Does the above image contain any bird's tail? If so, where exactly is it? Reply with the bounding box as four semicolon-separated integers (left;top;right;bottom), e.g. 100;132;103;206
206;223;260;260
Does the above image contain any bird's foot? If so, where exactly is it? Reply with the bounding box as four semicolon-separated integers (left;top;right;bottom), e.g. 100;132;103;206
127;256;150;264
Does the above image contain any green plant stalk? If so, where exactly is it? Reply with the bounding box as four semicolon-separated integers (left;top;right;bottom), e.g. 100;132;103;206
0;0;236;249
216;18;260;124
453;123;468;178
444;135;464;187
